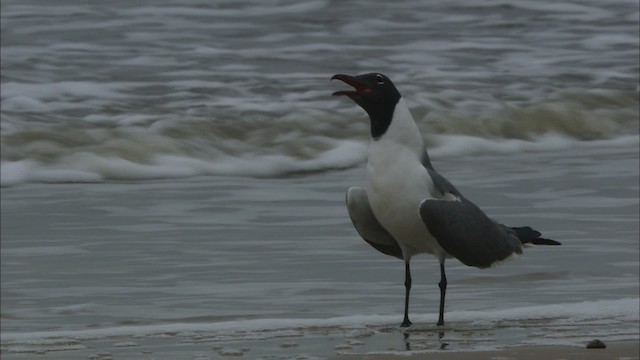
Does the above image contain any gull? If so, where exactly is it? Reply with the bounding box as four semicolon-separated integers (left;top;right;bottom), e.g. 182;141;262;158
332;72;561;327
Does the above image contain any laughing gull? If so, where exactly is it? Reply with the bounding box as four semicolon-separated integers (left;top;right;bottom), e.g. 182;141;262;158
332;73;561;328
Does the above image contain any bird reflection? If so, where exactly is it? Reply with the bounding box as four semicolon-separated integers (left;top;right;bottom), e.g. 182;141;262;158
401;327;449;351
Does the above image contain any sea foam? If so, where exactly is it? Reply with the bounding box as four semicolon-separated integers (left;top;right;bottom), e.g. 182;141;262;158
2;298;637;343
1;0;637;187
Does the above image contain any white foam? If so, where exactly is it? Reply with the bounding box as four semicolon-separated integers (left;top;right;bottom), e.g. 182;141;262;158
0;137;368;186
1;96;52;112
151;139;367;177
0;81;133;101
582;33;640;50
429;133;639;158
0;160;33;187
1;0;637;188
2;132;636;186
0;160;103;187
2;298;637;343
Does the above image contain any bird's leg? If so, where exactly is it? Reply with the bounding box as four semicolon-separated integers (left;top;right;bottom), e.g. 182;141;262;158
401;261;413;327
437;261;447;327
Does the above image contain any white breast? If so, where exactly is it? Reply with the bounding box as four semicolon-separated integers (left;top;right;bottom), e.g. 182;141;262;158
365;98;445;259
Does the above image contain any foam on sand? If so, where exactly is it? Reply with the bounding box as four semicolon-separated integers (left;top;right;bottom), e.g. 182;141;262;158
2;298;637;352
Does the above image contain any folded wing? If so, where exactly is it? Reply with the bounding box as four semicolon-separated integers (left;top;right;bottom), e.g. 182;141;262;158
419;196;523;268
346;187;403;260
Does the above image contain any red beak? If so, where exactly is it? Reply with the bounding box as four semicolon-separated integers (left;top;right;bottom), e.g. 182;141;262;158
331;74;372;98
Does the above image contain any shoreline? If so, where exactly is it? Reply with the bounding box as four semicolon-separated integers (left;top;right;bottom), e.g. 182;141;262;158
331;340;640;360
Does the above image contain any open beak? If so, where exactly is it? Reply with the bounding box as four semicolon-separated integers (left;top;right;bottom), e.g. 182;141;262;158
331;74;372;98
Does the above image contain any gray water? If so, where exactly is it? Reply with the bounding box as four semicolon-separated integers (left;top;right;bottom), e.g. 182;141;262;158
2;143;638;358
1;0;638;184
1;0;639;358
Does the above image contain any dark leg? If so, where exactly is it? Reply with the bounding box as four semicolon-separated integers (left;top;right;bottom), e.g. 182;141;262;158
403;332;411;350
401;261;412;327
437;261;447;326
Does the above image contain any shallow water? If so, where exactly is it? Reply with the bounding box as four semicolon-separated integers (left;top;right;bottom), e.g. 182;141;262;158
2;142;638;358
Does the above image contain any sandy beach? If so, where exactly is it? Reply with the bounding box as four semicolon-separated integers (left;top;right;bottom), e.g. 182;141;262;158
333;341;640;360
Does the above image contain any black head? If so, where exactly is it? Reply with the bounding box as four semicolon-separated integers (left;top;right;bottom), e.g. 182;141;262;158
332;73;401;139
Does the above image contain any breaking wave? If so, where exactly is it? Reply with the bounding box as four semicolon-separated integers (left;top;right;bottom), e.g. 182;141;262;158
2;87;637;187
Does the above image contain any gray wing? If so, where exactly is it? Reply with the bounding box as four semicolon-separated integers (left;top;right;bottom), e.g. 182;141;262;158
422;151;462;197
419;196;523;268
346;187;403;260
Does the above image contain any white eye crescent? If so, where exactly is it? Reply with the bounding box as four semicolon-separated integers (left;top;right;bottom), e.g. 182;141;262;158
376;74;384;84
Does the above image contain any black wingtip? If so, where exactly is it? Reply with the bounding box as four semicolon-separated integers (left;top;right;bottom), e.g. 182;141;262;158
511;226;561;246
530;238;562;246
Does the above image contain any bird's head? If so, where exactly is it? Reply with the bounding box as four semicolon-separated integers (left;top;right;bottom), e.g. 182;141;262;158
331;73;401;139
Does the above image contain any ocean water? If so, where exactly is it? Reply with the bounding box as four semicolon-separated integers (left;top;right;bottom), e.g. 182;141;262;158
1;0;638;185
1;145;638;358
1;0;639;358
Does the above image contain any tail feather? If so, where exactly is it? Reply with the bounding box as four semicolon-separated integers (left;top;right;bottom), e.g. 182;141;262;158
511;226;561;246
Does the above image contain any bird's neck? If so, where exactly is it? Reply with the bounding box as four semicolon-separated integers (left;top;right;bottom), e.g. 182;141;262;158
371;98;425;156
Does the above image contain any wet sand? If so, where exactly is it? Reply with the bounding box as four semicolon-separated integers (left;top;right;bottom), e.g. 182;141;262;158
333;340;640;360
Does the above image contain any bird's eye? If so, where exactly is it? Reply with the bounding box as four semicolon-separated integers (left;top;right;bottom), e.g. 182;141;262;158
376;74;384;84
